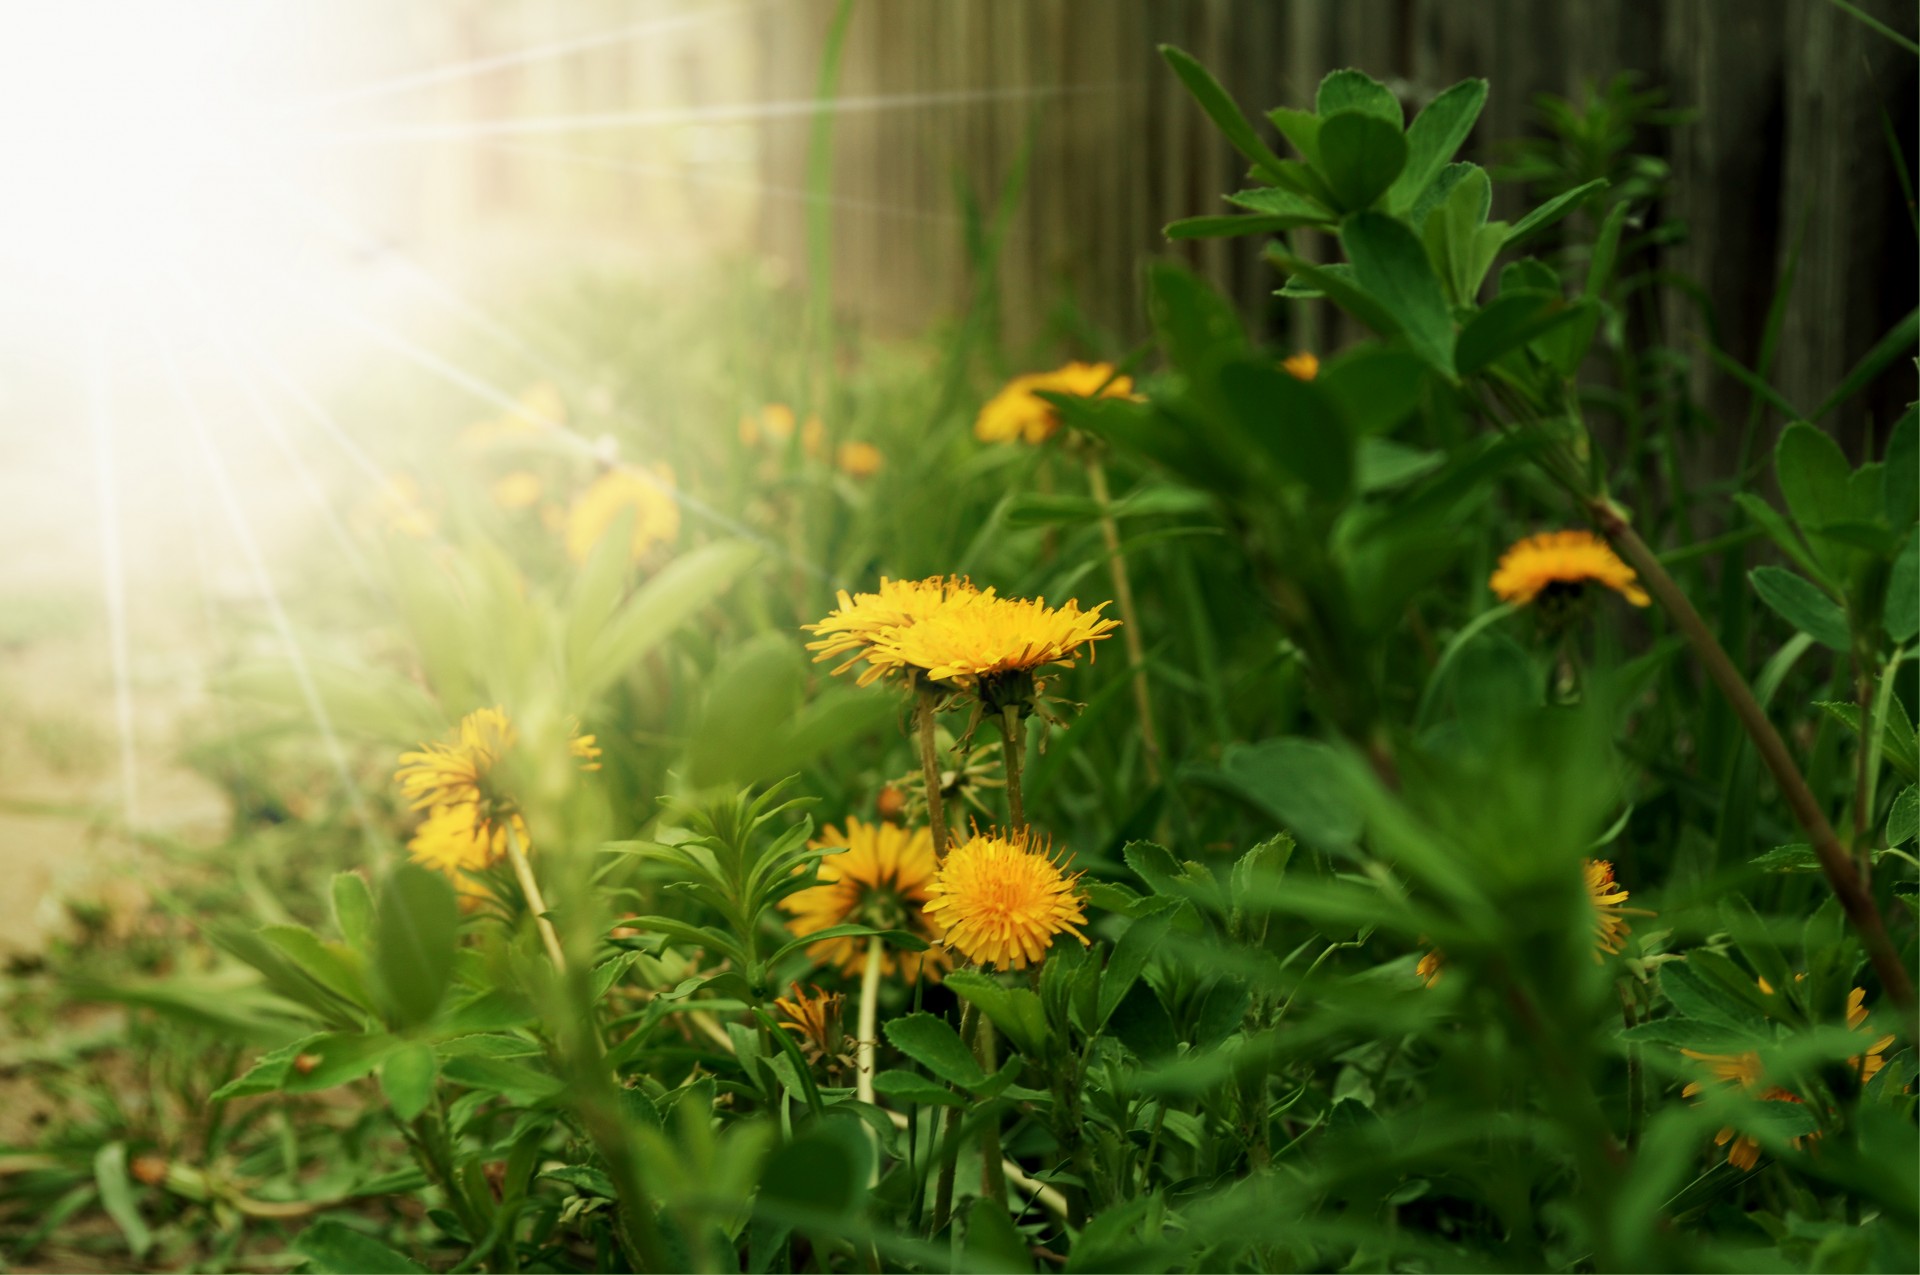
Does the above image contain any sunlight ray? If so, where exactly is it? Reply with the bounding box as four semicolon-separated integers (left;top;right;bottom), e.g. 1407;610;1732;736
84;324;140;829
296;0;761;114
315;83;1092;146
155;304;376;837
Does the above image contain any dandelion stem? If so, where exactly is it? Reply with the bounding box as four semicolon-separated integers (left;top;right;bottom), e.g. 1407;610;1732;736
917;690;951;852
1085;454;1162;785
856;935;883;1108
975;1013;1007;1206
931;998;976;1233
1589;498;1917;1028
998;707;1027;832
505;824;567;973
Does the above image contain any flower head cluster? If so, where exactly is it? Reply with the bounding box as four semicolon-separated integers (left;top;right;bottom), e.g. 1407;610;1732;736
803;575;987;685
922;827;1089;970
974;361;1135;446
395;707;600;886
1419;857;1643;985
774;983;848;1067
1491;529;1650;609
565;464;682;563
780;818;949;982
865;592;1120;696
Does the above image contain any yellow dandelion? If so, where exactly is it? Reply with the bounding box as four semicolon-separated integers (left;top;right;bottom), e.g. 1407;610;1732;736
781;818;949;981
1490;529;1650;608
1679;1048;1810;1171
774;983;848;1065
1415;947;1445;988
974;361;1136;445
461;382;565;450
1282;351;1319;381
922;827;1089;971
836;440;884;477
1846;987;1895;1086
491;470;543;510
803;575;987;685
395;707;599;885
1586;858;1639;957
739;402;797;448
863;591;1119;692
565;463;682;563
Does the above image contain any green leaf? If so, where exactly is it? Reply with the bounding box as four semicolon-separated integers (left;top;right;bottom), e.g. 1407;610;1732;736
1227;186;1330;219
1317;344;1429;435
93;1143;152;1259
1660;961;1763;1033
1585;199;1631;298
1750;566;1851;651
1811;308;1919;423
1390;79;1487;211
578;539;762;698
1106;980;1178;1061
1776;422;1855;565
439;1056;566;1106
1885;529;1918;643
1315;69;1402;126
1717;895;1792;999
870;1070;964;1106
1167;213;1315;240
1210;738;1364;852
1422;165;1495;303
944;971;1050;1058
1357;438;1444;491
257;924;372;1014
379;1041;438;1121
211;1033;329;1100
1341;212;1456;376
292;1219;427;1274
967;1198;1037;1273
1455;292;1588;375
1887;786;1918;846
1148;261;1248;376
284;1032;403;1093
1264;108;1322;164
1218;360;1354;496
1099;910;1176;1028
883;1013;984;1088
1818;699;1919;780
1884;408;1918;528
757;1120;869;1220
1503;179;1609;246
1733;492;1835;592
330;872;375;951
1159;45;1288;180
1750;843;1821;873
1270;254;1405;339
1317;111;1407;212
372;864;458;1031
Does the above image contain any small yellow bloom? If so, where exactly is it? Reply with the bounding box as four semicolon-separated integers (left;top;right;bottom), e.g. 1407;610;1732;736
491;470;544;510
739;403;797;448
836;441;884;477
1846;987;1895;1086
774;983;848;1065
461;382;566;450
781;818;948;981
1282;351;1319;381
974;361;1135;445
863;591;1119;692
1679;1048;1808;1171
565;464;681;563
1586;858;1637;957
922;827;1089;971
1490;530;1650;608
1415;948;1445;988
803;575;987;685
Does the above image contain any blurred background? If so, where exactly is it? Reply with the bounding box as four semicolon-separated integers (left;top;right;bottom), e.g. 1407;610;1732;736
0;0;1913;962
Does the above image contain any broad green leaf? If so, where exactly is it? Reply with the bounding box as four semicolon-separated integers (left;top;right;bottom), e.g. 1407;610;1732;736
1318;344;1429;434
284;1031;404;1093
93;1143;152;1259
1159;45;1287;179
756;1121;868;1219
1271;255;1405;339
1148;261;1248;376
1776;422;1855;565
1218;360;1354;496
883;1012;984;1088
1167;213;1314;240
1718;895;1792;998
1341;212;1456;376
1211;738;1364;852
1357;438;1445;491
379;1041;438;1121
1106;980;1178;1061
1750;566;1851;651
1750;843;1821;873
1099;910;1175;1027
257;924;372;1014
439;1055;566;1105
1409;162;1478;234
944;971;1050;1058
577;539;762;698
1422;165;1493;302
1390;79;1487;211
1884;407;1918;528
211;1032;329;1100
1315;69;1402;126
1317;111;1407;212
1888;785;1918;846
1227;185;1331;219
292;1219;427;1274
1503;178;1608;246
1817;699;1919;780
1885;529;1918;643
1264;107;1322;164
1660;962;1762;1033
870;1070;964;1106
1456;292;1587;374
330;872;375;951
372;864;458;1030
1586;199;1631;297
1733;492;1835;592
966;1198;1037;1273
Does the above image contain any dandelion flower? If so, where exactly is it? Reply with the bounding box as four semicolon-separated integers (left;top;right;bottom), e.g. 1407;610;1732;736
836;441;884;477
774;983;848;1066
974;361;1135;445
1490;530;1650;608
922;827;1089;970
395;707;600;883
1586;858;1638;957
1415;947;1445;988
565;464;681;562
461;382;565;450
1847;987;1895;1086
1678;1048;1809;1171
781;818;949;981
1282;351;1319;381
864;591;1119;694
739;403;796;448
803;575;986;685
491;470;544;510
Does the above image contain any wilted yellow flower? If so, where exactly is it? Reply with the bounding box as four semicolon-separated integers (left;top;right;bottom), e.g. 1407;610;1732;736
461;382;565;450
1282;351;1319;381
1415;948;1445;988
565;464;681;562
774;982;848;1066
1679;1048;1808;1171
395;707;600;883
781;818;948;981
803;575;987;685
863;591;1119;692
1491;530;1650;608
974;361;1135;445
923;827;1088;970
739;402;797;448
491;470;543;510
836;441;884;477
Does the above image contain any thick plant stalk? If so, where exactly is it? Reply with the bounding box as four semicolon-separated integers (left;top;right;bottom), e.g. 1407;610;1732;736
505;825;568;973
997;708;1028;832
856;935;883;1107
1085;455;1163;784
930;999;977;1233
916;690;951;851
975;1016;1007;1205
1590;498;1916;1025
